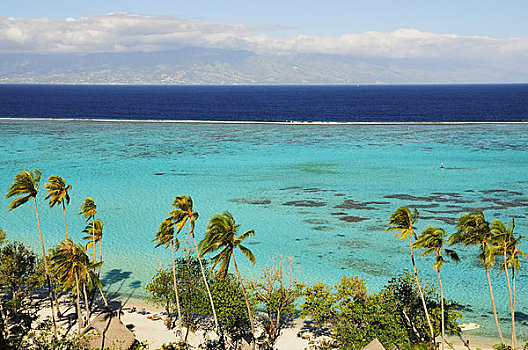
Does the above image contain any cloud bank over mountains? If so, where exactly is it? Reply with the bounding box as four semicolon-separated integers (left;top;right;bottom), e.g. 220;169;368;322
1;13;527;84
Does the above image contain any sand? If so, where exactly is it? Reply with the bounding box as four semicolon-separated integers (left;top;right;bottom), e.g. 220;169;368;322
35;296;498;350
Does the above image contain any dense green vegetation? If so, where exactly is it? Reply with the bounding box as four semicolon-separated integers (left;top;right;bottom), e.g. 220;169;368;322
1;168;526;349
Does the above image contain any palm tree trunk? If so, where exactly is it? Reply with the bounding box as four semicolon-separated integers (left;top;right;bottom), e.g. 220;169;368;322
75;272;83;332
92;217;97;264
191;232;220;333
232;254;256;350
62;201;68;239
34;197;58;338
485;266;504;344
93;283;108;309
98;237;103;275
437;268;445;350
409;236;434;340
82;282;90;325
503;253;515;348
512;267;516;349
53;286;62;318
171;242;183;339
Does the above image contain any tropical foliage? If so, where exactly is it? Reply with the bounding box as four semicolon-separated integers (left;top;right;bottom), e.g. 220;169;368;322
199;211;257;345
50;239;102;331
413;226;459;350
5;169;58;336
386;207;434;341
79;197;98;265
44;175;71;239
448;209;504;344
301;272;461;349
249;256;304;348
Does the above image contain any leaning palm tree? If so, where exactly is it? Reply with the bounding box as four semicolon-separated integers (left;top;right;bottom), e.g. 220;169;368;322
414;226;459;350
79;198;97;264
6;169;57;336
505;233;525;350
167;195;220;334
449;210;504;344
44;175;72;317
79;255;108;322
491;218;525;349
81;262;109;309
82;219;104;274
386;206;434;340
199;212;257;348
50;238;93;331
152;219;183;331
44;175;72;239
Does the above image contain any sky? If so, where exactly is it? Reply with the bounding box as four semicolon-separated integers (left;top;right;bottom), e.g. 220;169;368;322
2;0;527;38
1;0;528;73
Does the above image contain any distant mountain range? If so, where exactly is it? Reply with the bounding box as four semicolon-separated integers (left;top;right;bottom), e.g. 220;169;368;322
1;48;527;84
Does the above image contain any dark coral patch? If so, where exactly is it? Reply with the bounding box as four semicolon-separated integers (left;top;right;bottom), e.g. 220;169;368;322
229;197;272;205
334;199;390;210
339;257;392;277
339;216;369;223
312;226;334;231
303;219;331;224
283;200;326;207
342;240;372;249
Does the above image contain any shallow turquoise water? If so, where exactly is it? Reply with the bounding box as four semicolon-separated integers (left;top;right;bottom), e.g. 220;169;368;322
1;120;527;338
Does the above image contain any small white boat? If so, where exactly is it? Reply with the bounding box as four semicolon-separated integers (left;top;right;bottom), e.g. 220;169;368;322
458;323;481;331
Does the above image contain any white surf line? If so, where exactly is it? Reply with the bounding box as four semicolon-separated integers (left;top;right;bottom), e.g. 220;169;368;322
0;117;527;125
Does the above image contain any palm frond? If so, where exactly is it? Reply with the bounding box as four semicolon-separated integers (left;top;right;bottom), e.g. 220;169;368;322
386;206;417;239
238;244;256;265
6;169;41;210
445;248;460;262
238;229;255;242
44;175;71;207
7;194;33;211
79;197;96;220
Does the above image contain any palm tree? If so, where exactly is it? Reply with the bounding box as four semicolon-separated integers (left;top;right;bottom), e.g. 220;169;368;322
199;212;257;347
506;233;525;350
449;210;504;344
50;239;92;331
167;195;220;334
414;226;459;350
44;175;72;239
82;219;104;274
386;206;434;340
79;198;97;265
491;218;526;349
44;175;72;317
152;219;183;330
6;169;57;336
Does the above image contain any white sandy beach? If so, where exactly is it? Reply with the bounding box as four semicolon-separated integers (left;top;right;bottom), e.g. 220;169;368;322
35;295;499;350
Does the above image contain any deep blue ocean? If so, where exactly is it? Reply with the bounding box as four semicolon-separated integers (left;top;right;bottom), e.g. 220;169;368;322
0;84;527;122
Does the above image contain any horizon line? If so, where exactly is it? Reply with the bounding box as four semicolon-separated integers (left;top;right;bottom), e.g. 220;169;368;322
1;117;527;125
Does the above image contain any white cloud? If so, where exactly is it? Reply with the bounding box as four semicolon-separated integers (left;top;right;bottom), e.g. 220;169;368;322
0;13;527;70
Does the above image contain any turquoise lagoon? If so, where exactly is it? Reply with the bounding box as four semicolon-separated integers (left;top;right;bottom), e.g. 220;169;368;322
1;119;527;338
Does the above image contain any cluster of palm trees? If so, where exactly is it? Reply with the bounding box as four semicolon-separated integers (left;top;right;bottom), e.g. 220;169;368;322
388;206;525;349
153;195;257;348
5;169;108;335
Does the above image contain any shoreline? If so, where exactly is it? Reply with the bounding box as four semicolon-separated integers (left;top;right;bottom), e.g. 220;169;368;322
1;117;528;125
118;296;502;349
37;294;501;350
